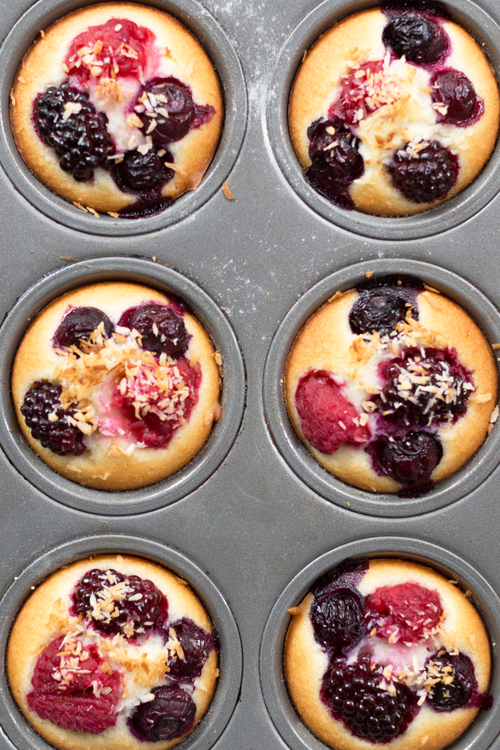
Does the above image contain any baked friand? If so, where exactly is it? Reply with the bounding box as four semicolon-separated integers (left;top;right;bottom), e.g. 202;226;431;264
11;282;221;490
285;558;491;750
8;555;218;750
289;7;499;214
284;276;498;493
10;3;223;217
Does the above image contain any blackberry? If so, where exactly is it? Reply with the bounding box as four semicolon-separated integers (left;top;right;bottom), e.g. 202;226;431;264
114;147;174;193
367;432;443;487
431;69;482;126
128;685;196;742
138;78;195;146
382;10;448;65
53;307;114;350
118;304;188;357
388;141;457;203
322;652;416;741
166;618;214;680
73;568;168;637
36;83;114;181
21;381;85;456
427;652;475;711
310;588;365;654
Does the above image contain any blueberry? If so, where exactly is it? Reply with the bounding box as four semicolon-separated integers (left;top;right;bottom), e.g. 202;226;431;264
431;69;480;125
138;78;195;145
128;685;196;742
368;432;443;486
118;304;188;357
53;307;114;350
382;10;448;65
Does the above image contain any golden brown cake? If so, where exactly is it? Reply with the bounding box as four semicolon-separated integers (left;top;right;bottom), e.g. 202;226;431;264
10;3;223;217
8;554;218;750
289;7;499;215
285;558;491;750
12;282;221;490
284;275;498;493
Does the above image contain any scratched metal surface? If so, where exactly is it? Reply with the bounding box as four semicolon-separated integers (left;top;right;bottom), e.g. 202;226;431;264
0;0;498;749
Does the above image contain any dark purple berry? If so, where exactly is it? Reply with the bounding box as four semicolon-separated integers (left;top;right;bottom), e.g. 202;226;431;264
427;652;475;711
431;69;483;126
371;347;472;426
138;78;195;145
382;10;448;65
128;685;196;742
166;618;213;680
311;588;365;654
53;307;114;350
21;381;85;456
367;432;442;486
114;147;174;192
388;140;457;203
322;652;416;741
72;568;168;638
118;304;188;357
350;289;410;335
36;83;114;181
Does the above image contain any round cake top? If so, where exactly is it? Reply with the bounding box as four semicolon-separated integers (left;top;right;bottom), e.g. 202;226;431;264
8;554;219;750
10;3;223;216
11;281;221;491
289;7;499;215
285;276;498;493
285;557;491;750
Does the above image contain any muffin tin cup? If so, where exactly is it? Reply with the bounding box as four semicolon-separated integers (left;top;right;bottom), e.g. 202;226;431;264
0;534;242;750
266;0;500;240
0;0;247;236
260;536;500;750
263;258;500;517
0;257;246;515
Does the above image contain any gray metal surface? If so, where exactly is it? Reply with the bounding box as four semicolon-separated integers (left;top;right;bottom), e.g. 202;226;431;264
0;0;498;749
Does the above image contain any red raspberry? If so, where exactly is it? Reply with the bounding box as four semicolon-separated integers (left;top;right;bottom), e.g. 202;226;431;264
295;370;370;454
365;582;443;645
27;636;121;733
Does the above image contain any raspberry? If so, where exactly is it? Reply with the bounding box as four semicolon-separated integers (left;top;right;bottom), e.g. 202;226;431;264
53;307;114;350
21;381;86;456
72;568;168;638
431;69;483;126
114;147;174;193
311;588;365;655
364;582;443;645
166;618;214;680
36;83;114;181
382;10;448;65
334;61;386;125
388;141;457;203
295;370;370;454
322;652;416;741
128;685;196;742
427;652;476;711
367;432;443;487
118;304;188;357
27;636;121;734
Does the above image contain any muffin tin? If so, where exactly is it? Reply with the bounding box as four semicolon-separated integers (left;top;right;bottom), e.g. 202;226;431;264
0;0;499;749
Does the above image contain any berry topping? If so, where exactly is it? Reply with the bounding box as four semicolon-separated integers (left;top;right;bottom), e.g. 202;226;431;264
431;69;483;126
311;588;365;655
53;307;114;350
72;568;168;638
367;432;443;486
322;652;416;741
382;10;448;65
118;304;188;357
128;684;196;742
21;381;86;456
137;79;195;145
27;635;121;733
295;370;370;454
370;347;473;426
350;289;410;335
166;618;214;680
334;60;386;125
36;83;114;181
427;652;475;711
114;147;174;193
365;582;443;645
388;140;457;203
305;119;364;210
65;19;156;83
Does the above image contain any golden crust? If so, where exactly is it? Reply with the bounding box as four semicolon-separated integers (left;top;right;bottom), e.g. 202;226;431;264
284;558;491;750
11;282;221;490
285;287;498;492
289;9;500;216
10;3;223;213
8;555;217;750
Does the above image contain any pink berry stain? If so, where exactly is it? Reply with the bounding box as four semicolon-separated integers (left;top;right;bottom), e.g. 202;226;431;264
365;582;443;645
